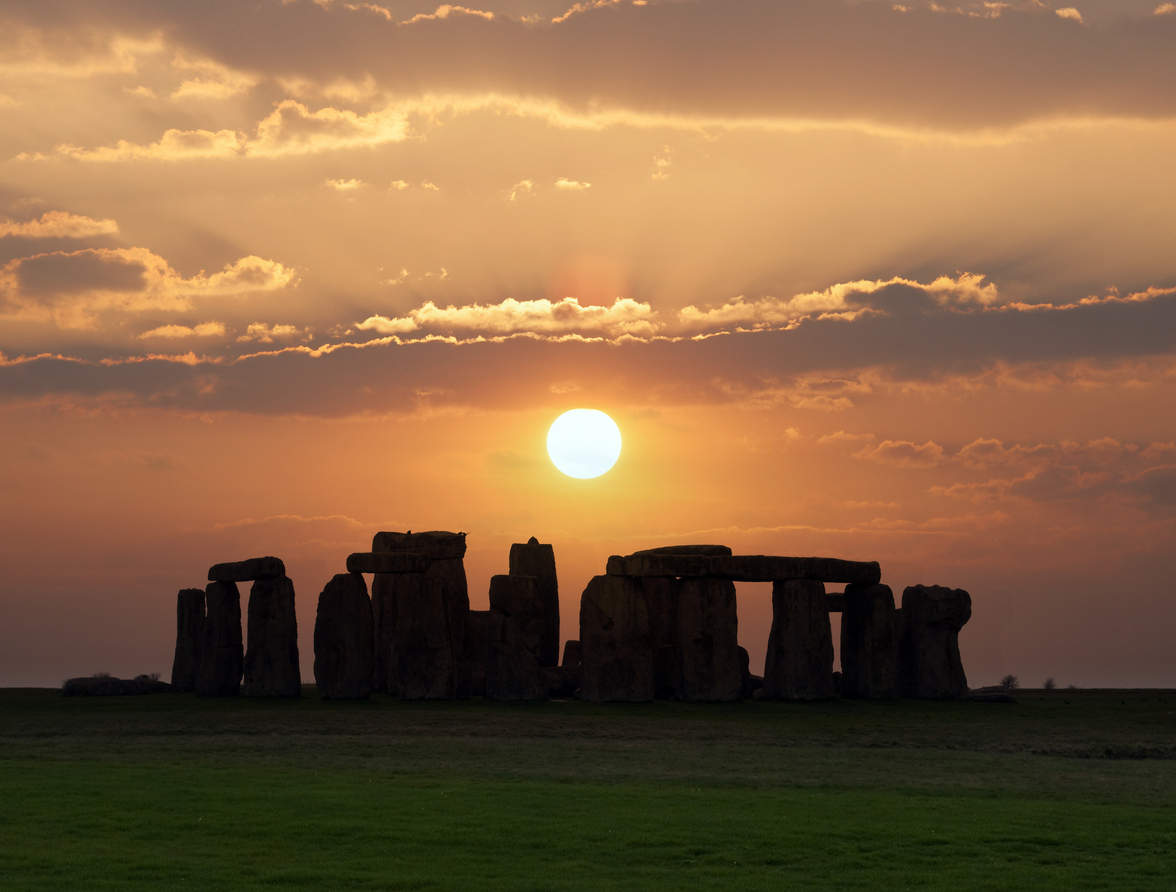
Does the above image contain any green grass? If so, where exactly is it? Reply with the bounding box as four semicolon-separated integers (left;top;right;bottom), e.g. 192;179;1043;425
1;689;1174;890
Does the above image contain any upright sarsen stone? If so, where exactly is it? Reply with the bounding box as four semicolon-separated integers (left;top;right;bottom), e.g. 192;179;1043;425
641;576;678;699
508;537;560;668
898;585;971;700
391;573;456;700
840;583;898;699
196;581;243;696
485;574;547;700
674;577;741;702
467;609;491;697
313;573;373;699
579;575;653;702
371;572;399;694
171;588;205;691
762;579;835;700
244;575;301;697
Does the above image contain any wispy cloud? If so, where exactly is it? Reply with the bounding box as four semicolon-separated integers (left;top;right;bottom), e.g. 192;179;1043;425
0;211;119;239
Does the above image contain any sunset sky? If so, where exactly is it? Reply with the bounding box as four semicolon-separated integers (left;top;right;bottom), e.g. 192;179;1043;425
2;0;1173;688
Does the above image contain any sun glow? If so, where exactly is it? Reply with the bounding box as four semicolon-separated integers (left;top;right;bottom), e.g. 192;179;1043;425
546;409;622;479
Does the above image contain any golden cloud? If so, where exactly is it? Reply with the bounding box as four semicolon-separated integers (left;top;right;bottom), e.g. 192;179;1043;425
0;211;119;239
139;321;226;339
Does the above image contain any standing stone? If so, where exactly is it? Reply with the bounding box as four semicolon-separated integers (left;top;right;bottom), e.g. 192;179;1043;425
508;537;561;668
898;585;971;700
763;579;835;700
313;573;374;699
467;609;491;697
675;577;741;702
641;577;679;699
371;572;399;694
391;573;456;700
244;575;301;697
840;583;898;699
579;575;653;702
373;531;470;699
485;574;547;700
196;581;243;696
171;588;205;691
556;639;582;697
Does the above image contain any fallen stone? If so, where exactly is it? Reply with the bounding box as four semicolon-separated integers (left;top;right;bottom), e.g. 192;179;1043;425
467;609;491;697
606;553;881;585
346;552;431;575
208;556;285;583
485;575;547;700
196;581;243;696
313;573;374;699
762;579;835;700
372;530;466;560
898;585;971;700
170;588;205;691
579;575;653;702
633;544;733;556
391;572;457;700
509;537;561;668
244;575;301;697
840;583;898;699
674;576;741;702
737;646;764;698
62;675;172;696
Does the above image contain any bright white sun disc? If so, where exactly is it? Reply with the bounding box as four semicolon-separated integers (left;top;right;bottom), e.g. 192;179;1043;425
547;409;622;479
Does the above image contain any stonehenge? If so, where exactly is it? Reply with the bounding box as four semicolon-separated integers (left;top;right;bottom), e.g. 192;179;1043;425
168;536;973;705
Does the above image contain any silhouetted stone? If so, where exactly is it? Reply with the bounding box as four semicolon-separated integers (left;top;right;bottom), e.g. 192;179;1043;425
208;556;285;582
579;575;653;702
391;573;456;700
196;581;243;696
371;572;398;694
840;583;897;699
170;588;205;691
826;593;845;612
633;544;733;556
641;576;679;697
485;575;547;700
372;530;466;559
63;675;171;696
467;609;491;697
346;552;431;575
762;579;835;700
509;537;560;668
675;577;741;702
737;646;764;698
898;585;971;700
244;575;300;697
606;553;881;585
313;573;373;699
554;639;582;697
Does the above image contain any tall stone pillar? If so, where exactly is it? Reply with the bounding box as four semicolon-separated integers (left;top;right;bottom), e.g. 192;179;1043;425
171;588;205;691
313;573;374;699
763;579;834;700
898;585;971;699
467;609;491;697
371;572;399;694
579;575;653;702
485;574;547;700
508;537;560;668
196;581;243;696
840;582;898;699
244;575;301;697
391;573;456;700
641;576;679;699
674;576;741;702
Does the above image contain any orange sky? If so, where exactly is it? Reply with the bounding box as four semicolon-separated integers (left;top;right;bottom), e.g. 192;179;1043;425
1;0;1174;687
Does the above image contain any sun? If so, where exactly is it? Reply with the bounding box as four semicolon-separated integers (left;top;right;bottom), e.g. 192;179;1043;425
547;409;622;479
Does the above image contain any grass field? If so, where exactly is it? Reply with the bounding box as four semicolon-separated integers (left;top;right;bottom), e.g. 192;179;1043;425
1;688;1174;890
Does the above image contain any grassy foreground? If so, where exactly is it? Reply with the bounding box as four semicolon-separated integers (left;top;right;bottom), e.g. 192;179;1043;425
1;689;1174;890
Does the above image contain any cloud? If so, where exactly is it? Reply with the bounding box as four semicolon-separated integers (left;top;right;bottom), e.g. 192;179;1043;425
169;53;259;100
0;211;119;239
1054;7;1083;23
140;321;226;339
1158;4;1176;15
400;5;495;25
389;179;409;190
356;296;660;338
325;177;364;190
50;100;411;161
508;179;533;201
651;145;672;179
236;323;305;343
856;439;947;468
555;177;591;190
420;180;440;190
0;248;297;328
